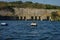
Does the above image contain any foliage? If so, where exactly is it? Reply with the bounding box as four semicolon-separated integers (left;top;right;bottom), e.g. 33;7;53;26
0;1;60;9
51;11;60;21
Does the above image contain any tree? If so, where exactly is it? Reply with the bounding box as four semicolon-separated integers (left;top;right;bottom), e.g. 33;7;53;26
51;11;58;20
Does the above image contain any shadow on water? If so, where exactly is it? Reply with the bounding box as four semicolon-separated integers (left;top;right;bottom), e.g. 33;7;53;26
5;37;49;40
39;37;49;40
5;38;20;40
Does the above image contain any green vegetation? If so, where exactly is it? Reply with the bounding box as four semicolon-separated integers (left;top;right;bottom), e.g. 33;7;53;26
0;1;60;9
51;12;60;21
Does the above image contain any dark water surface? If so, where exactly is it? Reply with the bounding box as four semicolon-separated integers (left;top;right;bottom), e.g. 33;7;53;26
0;20;60;40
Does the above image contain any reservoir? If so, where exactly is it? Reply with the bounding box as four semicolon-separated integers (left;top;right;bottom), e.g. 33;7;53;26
0;20;60;40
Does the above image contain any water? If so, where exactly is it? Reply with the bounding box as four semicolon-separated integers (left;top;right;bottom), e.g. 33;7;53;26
0;20;60;40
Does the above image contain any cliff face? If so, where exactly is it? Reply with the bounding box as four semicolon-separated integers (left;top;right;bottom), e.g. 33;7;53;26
0;7;59;16
0;7;60;20
14;8;59;16
13;8;60;20
0;1;60;20
0;7;15;16
0;10;12;16
14;8;59;19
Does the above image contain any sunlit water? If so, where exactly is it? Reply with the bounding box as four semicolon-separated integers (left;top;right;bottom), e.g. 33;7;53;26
0;20;60;40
